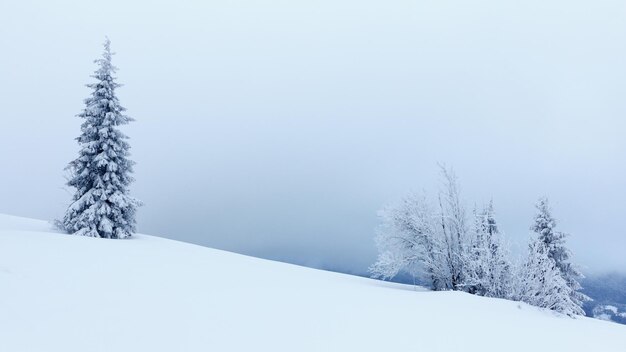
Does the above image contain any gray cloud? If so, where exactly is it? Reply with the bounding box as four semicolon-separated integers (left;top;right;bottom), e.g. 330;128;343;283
1;0;624;275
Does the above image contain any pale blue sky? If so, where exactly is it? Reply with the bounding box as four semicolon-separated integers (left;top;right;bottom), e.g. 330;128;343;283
1;0;625;274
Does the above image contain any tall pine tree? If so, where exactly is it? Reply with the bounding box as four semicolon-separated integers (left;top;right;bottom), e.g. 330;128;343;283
62;38;140;239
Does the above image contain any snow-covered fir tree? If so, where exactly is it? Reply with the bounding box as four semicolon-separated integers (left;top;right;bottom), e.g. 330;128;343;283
480;201;512;298
464;206;489;294
531;197;589;312
518;236;585;317
61;38;140;239
464;201;512;298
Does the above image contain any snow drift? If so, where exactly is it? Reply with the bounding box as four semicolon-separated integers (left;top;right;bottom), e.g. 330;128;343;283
0;214;624;351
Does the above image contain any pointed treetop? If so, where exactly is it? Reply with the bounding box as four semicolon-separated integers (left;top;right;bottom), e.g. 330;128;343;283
93;37;117;79
482;199;498;236
532;196;557;235
486;198;495;214
103;36;113;58
535;196;550;212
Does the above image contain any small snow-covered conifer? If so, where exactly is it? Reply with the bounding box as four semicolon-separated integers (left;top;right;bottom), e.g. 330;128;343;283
62;38;140;239
518;236;584;316
531;198;589;313
464;206;489;294
481;201;512;298
464;201;512;297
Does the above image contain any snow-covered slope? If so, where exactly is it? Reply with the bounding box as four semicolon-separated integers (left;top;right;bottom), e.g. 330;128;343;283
0;214;624;352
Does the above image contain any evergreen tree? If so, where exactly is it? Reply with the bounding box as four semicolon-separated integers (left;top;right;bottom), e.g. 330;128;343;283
481;201;512;298
62;38;140;239
464;206;489;295
464;201;512;298
518;237;585;317
531;197;589;312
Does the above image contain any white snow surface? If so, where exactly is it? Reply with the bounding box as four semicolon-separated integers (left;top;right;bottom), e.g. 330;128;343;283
0;213;624;351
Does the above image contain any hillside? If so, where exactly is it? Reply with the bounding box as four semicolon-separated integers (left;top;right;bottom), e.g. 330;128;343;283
583;273;626;324
0;214;624;351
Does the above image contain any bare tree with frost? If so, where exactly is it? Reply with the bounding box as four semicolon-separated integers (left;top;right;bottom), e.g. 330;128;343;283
369;192;451;290
436;166;469;291
61;38;140;238
370;166;473;291
370;169;587;317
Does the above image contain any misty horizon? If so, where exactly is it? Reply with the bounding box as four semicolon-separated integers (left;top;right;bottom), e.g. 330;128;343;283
1;0;625;276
